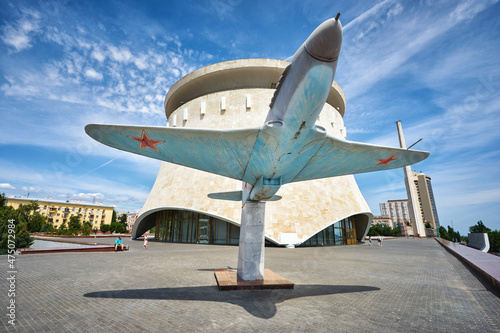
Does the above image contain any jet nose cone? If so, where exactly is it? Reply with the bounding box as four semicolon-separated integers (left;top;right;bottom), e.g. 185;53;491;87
304;15;342;62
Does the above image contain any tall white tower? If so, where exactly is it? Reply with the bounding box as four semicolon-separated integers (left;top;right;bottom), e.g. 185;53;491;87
396;121;427;238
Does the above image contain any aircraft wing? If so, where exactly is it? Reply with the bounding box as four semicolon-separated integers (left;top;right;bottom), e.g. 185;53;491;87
291;134;429;183
85;124;260;181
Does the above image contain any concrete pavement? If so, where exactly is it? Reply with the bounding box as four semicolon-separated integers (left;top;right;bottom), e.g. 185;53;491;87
1;238;499;332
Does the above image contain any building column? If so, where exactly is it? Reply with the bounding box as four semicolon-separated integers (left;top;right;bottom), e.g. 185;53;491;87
237;201;266;281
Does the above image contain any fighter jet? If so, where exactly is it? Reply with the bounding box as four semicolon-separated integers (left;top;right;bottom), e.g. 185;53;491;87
85;14;429;203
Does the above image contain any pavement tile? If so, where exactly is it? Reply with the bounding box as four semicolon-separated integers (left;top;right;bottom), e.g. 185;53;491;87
0;238;499;332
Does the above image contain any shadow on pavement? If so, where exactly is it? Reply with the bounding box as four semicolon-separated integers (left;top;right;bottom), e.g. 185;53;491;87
84;284;380;319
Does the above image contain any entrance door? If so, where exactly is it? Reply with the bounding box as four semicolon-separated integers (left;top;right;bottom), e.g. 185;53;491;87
198;218;210;244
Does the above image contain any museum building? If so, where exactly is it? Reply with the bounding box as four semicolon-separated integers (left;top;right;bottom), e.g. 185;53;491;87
131;59;373;247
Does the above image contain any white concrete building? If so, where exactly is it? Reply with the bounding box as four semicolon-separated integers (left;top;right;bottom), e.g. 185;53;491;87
131;59;373;246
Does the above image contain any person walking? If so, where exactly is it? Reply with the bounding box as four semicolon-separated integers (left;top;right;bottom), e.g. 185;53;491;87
143;234;148;249
368;236;372;246
377;234;383;247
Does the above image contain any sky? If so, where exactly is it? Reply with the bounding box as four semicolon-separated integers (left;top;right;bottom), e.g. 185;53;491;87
1;0;499;235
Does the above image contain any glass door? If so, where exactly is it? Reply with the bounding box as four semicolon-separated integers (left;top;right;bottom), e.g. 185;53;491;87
197;218;210;244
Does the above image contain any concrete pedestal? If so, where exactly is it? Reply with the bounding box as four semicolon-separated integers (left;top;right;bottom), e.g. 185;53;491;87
237;201;266;281
214;269;294;291
214;200;294;290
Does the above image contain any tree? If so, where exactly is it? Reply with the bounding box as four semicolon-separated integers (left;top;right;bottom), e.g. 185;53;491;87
367;224;399;237
112;210;117;224
0;193;34;254
57;221;70;235
438;226;451;241
469;220;491;233
488;230;500;253
109;221;126;234
40;223;54;233
118;213;127;229
100;224;110;233
28;213;47;232
16;201;47;232
81;221;92;236
68;216;82;235
447;226;461;242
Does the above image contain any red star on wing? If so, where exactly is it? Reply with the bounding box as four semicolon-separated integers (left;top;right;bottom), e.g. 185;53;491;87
373;153;400;167
128;130;164;152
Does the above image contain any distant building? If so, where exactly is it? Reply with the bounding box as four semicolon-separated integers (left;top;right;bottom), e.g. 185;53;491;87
379;199;410;227
378;171;440;235
6;197;114;229
127;214;138;230
412;171;440;229
117;212;139;230
372;216;393;228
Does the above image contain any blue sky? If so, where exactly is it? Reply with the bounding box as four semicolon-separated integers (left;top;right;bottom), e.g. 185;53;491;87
1;0;499;235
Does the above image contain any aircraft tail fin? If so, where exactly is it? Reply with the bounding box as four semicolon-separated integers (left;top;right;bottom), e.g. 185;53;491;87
207;191;242;201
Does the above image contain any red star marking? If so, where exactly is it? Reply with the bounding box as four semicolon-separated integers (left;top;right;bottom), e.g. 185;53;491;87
373;153;400;167
128;130;164;152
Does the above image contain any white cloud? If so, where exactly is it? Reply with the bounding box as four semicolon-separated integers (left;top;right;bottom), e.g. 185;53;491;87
72;192;105;200
133;53;149;70
108;45;133;63
91;48;106;62
85;68;103;80
1;24;32;51
0;183;16;190
343;0;398;32
340;0;498;100
0;9;41;52
0;158;156;212
21;186;38;193
362;93;500;156
207;0;241;21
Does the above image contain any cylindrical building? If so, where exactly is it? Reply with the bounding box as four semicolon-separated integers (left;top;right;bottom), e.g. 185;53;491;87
132;59;372;246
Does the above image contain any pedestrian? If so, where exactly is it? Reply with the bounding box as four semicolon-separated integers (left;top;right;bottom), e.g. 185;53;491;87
368;235;372;246
377;234;383;247
143;234;148;249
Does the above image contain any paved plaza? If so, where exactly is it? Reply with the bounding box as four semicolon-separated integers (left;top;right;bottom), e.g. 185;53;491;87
1;238;499;332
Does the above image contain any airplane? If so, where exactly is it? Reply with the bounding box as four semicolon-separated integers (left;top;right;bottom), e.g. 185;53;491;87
85;14;429;203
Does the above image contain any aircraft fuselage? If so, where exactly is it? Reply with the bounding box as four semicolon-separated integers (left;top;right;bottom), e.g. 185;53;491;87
243;17;342;201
